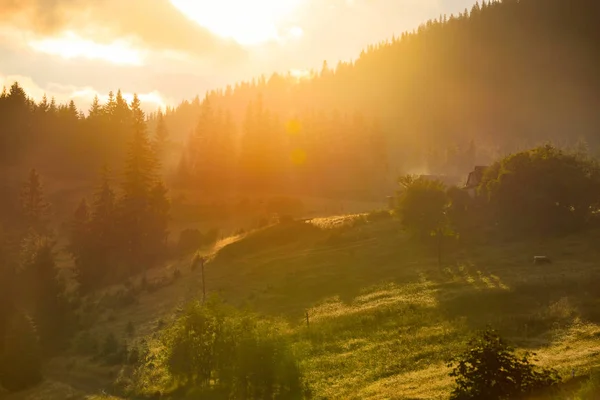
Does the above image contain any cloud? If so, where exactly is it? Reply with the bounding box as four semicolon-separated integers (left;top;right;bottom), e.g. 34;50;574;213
0;0;247;62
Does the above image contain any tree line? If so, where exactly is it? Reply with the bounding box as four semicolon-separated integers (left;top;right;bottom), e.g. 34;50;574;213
3;1;599;205
163;0;600;180
0;94;170;390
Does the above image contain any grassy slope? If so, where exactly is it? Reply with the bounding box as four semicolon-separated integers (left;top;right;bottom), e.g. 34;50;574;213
3;216;600;399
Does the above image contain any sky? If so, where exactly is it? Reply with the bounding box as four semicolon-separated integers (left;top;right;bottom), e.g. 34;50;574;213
0;0;477;113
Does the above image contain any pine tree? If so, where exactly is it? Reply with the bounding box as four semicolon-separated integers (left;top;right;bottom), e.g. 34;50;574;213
19;169;51;235
153;110;170;169
118;94;159;272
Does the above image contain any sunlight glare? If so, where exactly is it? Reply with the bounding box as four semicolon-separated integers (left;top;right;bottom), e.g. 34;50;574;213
29;32;144;66
170;0;303;45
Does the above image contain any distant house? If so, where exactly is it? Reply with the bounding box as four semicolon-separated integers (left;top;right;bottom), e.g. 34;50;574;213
465;166;488;197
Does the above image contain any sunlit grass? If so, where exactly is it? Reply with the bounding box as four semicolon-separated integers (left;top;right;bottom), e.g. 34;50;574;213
7;218;600;399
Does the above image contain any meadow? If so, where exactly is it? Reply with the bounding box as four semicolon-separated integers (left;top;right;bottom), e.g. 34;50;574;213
3;213;600;399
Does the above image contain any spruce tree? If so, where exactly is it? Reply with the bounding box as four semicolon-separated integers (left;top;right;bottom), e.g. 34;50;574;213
19;169;51;235
118;94;159;272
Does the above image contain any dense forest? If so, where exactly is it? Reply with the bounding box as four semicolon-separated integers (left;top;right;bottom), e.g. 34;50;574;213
2;0;600;397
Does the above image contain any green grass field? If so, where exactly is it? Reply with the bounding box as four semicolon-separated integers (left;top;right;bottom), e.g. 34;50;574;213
3;214;600;399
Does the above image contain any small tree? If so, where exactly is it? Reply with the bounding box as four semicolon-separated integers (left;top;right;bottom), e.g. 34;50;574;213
448;328;559;400
396;175;455;265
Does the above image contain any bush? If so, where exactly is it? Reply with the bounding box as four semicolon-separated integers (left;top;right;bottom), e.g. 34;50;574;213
448;328;559;400
137;297;304;399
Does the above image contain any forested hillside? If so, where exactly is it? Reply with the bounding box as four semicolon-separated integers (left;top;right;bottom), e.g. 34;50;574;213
2;0;599;203
165;0;600;185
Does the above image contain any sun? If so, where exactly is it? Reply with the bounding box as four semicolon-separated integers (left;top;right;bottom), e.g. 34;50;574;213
170;0;303;45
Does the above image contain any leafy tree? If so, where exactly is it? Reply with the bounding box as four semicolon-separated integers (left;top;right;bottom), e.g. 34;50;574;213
480;145;600;234
0;311;43;391
448;328;559;400
396;176;456;264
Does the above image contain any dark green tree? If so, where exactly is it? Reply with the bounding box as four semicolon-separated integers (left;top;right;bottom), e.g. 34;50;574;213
480;145;600;234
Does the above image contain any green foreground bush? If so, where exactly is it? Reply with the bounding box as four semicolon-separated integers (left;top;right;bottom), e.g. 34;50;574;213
131;297;305;399
448;328;559;400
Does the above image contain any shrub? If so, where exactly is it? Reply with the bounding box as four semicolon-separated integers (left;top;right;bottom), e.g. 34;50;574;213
146;297;304;399
448;328;559;400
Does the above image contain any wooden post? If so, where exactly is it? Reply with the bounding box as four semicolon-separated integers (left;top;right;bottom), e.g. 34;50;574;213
305;310;310;329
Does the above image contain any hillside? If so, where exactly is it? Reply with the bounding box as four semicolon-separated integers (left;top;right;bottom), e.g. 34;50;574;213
164;0;600;178
3;215;600;399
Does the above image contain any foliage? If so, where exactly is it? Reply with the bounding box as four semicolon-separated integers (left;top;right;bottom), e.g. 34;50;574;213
448;328;559;400
135;297;304;399
396;175;453;239
480;145;600;234
0;311;43;391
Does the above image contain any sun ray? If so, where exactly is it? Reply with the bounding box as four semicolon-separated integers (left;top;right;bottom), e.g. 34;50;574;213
170;0;303;45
